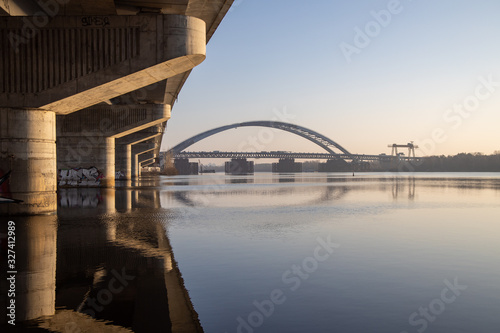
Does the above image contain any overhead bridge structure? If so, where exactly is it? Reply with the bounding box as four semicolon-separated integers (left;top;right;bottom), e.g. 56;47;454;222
174;151;404;162
164;121;421;170
167;121;354;156
1;0;235;215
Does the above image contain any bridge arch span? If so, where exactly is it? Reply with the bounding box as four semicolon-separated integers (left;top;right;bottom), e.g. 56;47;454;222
168;121;352;156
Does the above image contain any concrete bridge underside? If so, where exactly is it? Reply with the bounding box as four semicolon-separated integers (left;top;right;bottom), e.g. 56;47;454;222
0;0;234;215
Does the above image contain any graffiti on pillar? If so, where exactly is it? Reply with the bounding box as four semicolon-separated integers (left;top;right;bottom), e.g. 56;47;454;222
81;16;110;27
58;167;104;187
0;170;23;204
116;170;126;180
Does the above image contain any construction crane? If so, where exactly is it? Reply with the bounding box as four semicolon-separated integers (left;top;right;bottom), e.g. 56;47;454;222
388;142;419;158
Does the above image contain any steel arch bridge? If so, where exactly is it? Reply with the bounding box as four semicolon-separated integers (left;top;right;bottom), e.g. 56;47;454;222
167;121;353;157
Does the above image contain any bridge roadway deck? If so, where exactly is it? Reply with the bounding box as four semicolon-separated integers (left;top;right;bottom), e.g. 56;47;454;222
173;151;422;162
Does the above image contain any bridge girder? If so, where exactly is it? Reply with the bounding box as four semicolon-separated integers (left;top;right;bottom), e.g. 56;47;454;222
172;151;423;162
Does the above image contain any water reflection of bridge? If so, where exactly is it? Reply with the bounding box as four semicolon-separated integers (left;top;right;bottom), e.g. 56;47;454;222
169;176;420;208
173;185;351;207
1;184;201;332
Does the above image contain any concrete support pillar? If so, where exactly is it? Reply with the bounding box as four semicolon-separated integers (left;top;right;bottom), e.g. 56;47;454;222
132;154;139;178
116;144;132;180
102;137;115;188
57;136;115;188
0;108;57;215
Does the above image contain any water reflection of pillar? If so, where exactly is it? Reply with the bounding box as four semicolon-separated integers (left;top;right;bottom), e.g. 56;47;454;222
156;224;203;332
132;190;140;208
157;224;173;273
100;189;116;241
115;189;132;213
408;177;416;200
391;178;416;200
153;190;161;209
392;181;400;199
97;188;114;214
16;216;57;321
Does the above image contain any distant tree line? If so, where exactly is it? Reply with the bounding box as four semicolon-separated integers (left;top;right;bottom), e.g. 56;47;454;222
377;153;500;172
410;153;500;172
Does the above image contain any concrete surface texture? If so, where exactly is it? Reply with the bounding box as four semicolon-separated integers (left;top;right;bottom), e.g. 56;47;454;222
0;108;57;214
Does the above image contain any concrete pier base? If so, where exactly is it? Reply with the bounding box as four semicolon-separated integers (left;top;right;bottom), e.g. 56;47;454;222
0;108;57;215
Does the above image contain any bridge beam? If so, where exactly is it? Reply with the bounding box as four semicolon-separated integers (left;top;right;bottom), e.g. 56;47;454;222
132;143;157;178
0;0;41;16
116;126;164;180
141;157;156;168
138;153;156;177
56;104;170;187
0;14;206;114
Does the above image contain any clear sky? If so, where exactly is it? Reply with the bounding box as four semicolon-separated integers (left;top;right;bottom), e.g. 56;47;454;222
162;0;500;158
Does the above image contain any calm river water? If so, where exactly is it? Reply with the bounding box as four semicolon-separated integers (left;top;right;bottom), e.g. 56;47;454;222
161;174;500;333
162;172;500;333
3;172;499;333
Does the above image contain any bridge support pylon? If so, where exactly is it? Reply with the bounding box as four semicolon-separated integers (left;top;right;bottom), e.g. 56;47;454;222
116;144;132;181
174;158;199;175
225;159;254;175
0;108;57;215
272;158;302;173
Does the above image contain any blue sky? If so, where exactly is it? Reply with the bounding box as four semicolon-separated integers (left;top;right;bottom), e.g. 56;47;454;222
162;0;500;157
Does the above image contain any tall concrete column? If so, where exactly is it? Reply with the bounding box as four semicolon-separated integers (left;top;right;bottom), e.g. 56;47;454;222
0;108;57;215
116;144;132;180
102;138;115;188
132;154;139;179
